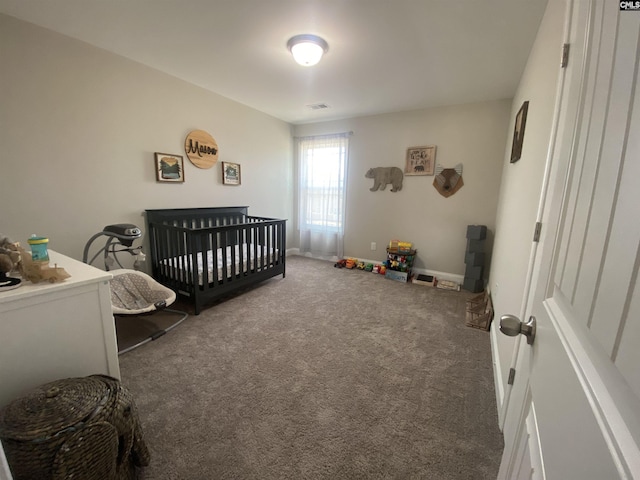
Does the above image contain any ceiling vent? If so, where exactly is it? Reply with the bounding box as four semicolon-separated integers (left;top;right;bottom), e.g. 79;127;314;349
306;103;331;110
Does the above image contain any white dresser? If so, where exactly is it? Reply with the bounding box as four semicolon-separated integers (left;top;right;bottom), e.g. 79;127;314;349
0;250;119;408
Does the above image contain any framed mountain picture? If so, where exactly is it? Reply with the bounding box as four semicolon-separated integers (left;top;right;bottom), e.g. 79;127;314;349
155;153;184;183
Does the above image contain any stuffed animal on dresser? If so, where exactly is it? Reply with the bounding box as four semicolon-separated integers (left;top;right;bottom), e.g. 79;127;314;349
365;167;404;192
0;234;22;290
0;235;21;271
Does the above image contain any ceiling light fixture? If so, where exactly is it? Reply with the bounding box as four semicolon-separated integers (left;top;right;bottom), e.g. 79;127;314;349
287;34;329;67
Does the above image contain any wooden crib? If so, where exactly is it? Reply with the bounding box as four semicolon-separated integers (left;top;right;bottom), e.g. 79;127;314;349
145;207;286;314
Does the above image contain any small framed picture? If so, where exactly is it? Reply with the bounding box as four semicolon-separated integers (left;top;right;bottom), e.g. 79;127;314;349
222;161;241;185
510;101;529;163
405;145;436;176
155;153;185;183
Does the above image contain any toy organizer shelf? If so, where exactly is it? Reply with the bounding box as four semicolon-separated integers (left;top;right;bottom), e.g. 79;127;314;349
385;248;416;283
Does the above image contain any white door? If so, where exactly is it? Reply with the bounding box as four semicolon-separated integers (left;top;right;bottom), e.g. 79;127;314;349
499;1;640;478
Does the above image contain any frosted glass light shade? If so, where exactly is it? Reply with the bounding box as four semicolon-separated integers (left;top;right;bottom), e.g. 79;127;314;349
291;42;324;66
287;34;328;67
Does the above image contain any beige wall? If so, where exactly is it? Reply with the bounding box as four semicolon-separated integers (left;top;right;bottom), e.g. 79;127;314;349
294;100;511;278
488;0;565;410
0;14;293;262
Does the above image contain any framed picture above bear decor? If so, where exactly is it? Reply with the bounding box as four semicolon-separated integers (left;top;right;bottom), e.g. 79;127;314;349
405;145;436;176
222;161;241;185
155;153;185;183
510;101;529;163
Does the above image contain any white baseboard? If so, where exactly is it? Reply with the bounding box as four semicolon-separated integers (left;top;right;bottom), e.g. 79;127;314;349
287;251;464;284
354;256;465;284
411;267;464;285
287;250;340;262
490;320;505;430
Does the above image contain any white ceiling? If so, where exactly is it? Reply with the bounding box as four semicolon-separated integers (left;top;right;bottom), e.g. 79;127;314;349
0;0;549;125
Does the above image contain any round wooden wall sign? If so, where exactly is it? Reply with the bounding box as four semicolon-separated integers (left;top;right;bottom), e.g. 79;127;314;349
184;130;219;169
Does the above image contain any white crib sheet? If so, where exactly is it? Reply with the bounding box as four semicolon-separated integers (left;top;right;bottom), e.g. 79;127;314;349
161;244;276;286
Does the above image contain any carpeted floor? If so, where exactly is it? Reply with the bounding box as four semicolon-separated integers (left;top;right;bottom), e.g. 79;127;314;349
119;255;503;479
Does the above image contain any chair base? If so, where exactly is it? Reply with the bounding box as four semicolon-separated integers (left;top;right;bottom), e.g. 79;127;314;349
116;308;188;355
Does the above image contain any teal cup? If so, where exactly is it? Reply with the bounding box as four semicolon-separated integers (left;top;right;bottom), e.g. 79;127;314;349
28;236;49;262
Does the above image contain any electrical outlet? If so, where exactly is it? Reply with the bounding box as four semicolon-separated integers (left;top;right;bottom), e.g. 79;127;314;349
371;242;377;251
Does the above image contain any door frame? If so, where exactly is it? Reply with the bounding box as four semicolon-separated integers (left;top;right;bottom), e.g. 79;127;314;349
496;0;575;431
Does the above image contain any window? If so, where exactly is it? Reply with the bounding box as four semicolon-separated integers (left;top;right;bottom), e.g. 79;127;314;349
297;133;349;258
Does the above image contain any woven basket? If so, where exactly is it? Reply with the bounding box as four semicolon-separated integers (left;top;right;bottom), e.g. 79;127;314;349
0;375;149;480
465;291;493;331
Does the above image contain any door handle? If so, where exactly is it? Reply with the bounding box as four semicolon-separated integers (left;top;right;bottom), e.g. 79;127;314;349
499;314;536;345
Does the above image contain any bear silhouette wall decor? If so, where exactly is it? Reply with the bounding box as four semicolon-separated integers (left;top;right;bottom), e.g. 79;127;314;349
365;167;404;192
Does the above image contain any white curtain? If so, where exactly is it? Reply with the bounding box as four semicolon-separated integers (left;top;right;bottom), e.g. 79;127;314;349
297;133;349;261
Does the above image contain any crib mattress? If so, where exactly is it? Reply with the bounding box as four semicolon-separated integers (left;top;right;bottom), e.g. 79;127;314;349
161;244;277;286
